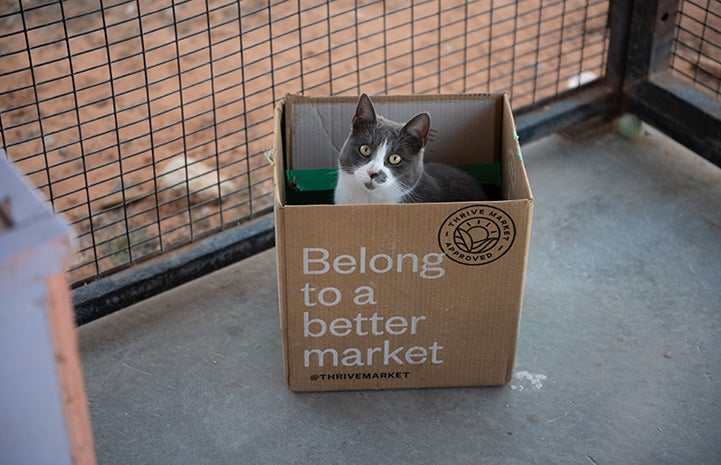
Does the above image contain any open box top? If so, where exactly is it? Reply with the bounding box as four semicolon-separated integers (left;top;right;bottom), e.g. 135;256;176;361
274;93;532;207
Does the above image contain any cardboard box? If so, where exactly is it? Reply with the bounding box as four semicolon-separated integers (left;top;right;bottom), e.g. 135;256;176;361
273;94;533;391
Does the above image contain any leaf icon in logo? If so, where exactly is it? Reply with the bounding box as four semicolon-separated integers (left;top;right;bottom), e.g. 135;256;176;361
474;237;498;253
454;227;475;253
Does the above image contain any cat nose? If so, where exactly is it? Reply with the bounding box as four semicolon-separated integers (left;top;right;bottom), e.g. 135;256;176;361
368;170;387;183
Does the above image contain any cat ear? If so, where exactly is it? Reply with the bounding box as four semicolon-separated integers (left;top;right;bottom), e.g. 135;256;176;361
402;112;431;144
352;93;377;128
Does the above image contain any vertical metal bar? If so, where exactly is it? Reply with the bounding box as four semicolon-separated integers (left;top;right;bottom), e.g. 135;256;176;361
648;0;679;75
604;0;636;88
510;1;520;95
170;0;193;239
487;0;495;92
54;1;100;277
530;0;544;104
411;2;416;94
690;1;710;86
98;0;133;263
554;0;570;96
18;2;55;210
353;0;361;93
382;0;388;93
578;0;591;80
236;1;253;218
266;0;276;216
462;0;469;92
295;0;305;94
624;0;679;86
203;0;222;225
436;0;442;93
135;0;164;253
325;1;333;94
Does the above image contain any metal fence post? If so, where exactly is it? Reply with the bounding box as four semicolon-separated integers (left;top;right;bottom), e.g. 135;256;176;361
624;0;721;165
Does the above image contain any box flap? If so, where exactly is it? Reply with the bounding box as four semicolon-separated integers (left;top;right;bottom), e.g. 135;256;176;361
501;94;533;201
285;94;502;170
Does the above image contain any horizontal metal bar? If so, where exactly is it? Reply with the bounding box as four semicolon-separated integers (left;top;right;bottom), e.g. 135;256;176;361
72;214;275;326
626;71;721;167
515;81;619;143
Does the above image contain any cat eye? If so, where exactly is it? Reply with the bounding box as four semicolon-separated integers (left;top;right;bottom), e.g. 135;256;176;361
359;144;372;157
388;153;402;165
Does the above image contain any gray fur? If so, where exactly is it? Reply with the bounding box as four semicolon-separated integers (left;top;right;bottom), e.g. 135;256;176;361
334;94;487;204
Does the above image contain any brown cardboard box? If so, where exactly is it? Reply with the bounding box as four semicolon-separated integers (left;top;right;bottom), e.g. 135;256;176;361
273;94;533;391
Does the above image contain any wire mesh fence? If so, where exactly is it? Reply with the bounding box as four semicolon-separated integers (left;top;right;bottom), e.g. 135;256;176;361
1;0;611;286
671;0;721;99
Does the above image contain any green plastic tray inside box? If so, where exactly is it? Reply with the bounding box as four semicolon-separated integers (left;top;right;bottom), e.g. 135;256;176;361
285;163;501;205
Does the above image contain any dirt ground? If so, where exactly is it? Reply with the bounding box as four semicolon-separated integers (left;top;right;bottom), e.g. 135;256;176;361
0;0;650;284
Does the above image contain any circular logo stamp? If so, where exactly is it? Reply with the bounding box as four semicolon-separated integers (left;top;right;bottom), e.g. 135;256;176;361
437;205;516;266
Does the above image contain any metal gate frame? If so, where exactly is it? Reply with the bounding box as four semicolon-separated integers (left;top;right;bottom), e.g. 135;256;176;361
73;0;721;325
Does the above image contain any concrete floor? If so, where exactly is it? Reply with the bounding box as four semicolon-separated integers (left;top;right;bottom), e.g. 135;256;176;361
79;125;721;465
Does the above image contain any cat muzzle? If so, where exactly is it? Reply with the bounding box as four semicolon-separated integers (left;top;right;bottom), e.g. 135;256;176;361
369;170;387;182
365;170;387;189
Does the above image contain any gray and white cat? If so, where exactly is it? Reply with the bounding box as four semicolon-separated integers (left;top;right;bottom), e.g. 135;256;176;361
334;94;487;204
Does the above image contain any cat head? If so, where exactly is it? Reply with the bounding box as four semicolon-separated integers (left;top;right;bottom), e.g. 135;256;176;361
337;94;430;201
